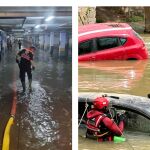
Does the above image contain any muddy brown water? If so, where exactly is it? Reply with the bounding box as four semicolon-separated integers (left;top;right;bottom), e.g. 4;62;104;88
0;49;72;150
79;34;150;150
79;34;150;96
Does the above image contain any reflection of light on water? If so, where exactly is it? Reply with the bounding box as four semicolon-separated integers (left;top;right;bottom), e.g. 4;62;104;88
79;35;150;150
18;81;60;146
129;70;136;79
28;81;59;143
79;60;148;93
123;80;128;88
79;127;150;150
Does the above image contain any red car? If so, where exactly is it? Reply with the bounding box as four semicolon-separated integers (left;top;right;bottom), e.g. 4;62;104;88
78;23;149;61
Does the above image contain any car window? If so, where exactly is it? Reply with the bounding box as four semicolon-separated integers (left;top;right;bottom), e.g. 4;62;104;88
79;40;92;55
97;37;120;51
120;38;127;45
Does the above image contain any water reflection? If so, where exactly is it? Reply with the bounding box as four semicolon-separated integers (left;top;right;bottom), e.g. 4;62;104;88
79;127;150;150
79;34;150;150
79;60;149;96
16;81;59;148
0;48;71;149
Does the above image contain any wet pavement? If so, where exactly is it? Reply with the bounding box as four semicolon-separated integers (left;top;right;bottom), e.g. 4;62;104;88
0;49;72;150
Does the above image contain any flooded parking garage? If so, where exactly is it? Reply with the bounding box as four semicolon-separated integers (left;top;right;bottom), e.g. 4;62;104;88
0;7;72;150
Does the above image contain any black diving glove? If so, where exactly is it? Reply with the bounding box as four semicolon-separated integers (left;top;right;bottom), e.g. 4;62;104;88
118;113;126;122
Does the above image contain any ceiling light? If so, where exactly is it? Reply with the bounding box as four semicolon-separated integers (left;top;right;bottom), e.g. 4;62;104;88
45;16;54;22
58;23;66;27
35;25;40;29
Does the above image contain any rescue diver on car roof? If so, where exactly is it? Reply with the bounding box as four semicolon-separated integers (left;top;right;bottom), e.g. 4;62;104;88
86;97;126;142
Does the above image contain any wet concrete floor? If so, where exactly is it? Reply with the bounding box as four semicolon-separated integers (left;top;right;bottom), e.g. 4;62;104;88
0;49;72;150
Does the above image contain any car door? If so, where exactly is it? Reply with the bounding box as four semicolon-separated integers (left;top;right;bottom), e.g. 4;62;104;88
94;37;126;60
78;39;97;61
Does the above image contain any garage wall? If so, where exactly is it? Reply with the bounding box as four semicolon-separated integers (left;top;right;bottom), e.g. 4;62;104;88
23;29;72;60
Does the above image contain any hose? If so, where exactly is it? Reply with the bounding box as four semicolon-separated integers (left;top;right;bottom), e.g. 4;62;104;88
2;68;17;150
78;99;89;127
2;117;14;150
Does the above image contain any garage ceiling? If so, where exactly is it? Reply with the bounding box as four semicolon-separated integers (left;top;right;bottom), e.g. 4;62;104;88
0;7;72;37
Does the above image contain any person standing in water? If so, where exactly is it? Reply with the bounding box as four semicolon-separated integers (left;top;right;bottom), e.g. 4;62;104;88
18;39;22;49
16;46;36;92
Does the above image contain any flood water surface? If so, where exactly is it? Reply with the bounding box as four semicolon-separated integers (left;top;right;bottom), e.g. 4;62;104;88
79;35;150;150
79;60;150;96
0;50;72;150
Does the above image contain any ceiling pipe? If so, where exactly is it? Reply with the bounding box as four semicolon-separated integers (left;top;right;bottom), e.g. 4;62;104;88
21;17;26;28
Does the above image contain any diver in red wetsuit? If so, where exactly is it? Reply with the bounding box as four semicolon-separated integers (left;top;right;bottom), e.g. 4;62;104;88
86;97;125;142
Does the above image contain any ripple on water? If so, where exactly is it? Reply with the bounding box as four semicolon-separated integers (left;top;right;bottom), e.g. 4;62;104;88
79;59;150;96
79;39;150;149
17;81;59;147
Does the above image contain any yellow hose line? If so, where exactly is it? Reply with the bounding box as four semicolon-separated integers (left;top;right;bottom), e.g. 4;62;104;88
2;117;14;150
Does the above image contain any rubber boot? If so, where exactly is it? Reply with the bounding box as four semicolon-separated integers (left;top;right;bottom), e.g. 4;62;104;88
21;82;26;92
29;79;32;92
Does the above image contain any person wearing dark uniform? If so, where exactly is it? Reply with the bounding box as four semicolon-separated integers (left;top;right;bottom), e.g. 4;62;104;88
86;97;125;142
18;40;22;49
16;46;36;92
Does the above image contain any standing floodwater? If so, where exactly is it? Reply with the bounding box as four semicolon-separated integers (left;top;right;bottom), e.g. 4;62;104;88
79;59;150;96
79;34;150;150
79;34;150;96
0;49;72;150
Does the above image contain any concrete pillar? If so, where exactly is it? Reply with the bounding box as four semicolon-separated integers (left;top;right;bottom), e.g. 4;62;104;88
0;30;7;57
0;35;2;61
68;35;72;59
50;32;54;56
28;37;32;47
33;36;36;45
59;31;66;58
35;35;39;48
53;32;59;58
44;34;49;51
39;35;44;50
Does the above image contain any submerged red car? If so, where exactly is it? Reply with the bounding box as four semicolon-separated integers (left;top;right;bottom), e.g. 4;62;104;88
78;23;149;61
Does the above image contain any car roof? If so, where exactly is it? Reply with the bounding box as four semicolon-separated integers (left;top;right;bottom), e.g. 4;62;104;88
78;23;133;38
